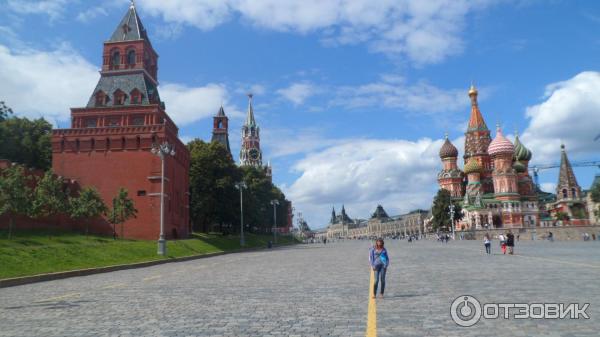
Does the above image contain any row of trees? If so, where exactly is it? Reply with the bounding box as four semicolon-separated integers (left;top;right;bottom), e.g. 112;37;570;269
0;164;137;239
188;140;290;234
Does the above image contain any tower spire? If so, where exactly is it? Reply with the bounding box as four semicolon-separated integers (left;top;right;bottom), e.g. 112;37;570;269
245;93;256;126
557;144;580;198
467;84;487;131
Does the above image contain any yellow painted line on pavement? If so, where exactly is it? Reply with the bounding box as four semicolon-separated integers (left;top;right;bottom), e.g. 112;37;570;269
143;275;162;282
34;292;80;303
365;269;377;337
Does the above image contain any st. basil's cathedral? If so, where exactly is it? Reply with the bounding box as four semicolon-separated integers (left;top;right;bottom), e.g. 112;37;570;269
438;84;539;229
438;85;592;229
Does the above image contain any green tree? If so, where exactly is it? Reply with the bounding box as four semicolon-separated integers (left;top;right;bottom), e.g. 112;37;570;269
188;140;240;233
31;170;69;220
69;187;108;236
0;101;13;122
431;189;463;232
0;116;52;170
107;188;137;239
0;165;33;239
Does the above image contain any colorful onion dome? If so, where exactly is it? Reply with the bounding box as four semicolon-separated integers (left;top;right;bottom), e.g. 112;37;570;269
439;134;459;158
464;158;482;175
488;125;514;156
513;134;532;162
513;161;526;173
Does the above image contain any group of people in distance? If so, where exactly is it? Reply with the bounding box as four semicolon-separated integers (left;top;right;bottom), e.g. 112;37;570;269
483;231;516;255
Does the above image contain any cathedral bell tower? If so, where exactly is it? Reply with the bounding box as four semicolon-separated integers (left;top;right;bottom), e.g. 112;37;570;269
240;94;263;167
463;85;493;194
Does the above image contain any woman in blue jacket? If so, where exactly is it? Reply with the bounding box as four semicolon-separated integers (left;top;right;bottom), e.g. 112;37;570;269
369;238;389;299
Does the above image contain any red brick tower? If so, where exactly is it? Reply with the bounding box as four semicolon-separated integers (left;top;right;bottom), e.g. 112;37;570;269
463;85;493;194
211;105;232;157
51;2;190;240
240;94;263;167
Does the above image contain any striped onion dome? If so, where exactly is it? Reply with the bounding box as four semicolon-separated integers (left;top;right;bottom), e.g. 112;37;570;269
439;135;459;158
464;158;482;175
488;126;514;156
513;134;532;162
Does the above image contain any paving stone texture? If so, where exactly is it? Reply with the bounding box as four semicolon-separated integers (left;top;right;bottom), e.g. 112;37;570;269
1;239;599;336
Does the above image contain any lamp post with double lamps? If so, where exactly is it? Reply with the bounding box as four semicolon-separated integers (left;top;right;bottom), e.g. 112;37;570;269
151;141;175;256
235;181;247;246
270;199;280;244
449;202;456;240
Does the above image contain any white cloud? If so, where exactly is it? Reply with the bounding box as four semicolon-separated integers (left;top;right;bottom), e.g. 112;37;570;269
277;82;317;105
6;0;70;21
160;83;241;126
262;128;347;159
76;7;108;23
330;77;468;114
140;0;232;31
286;137;449;227
137;0;498;65
521;71;600;164
0;43;99;123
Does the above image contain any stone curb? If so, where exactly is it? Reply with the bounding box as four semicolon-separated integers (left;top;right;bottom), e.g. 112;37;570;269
0;244;293;288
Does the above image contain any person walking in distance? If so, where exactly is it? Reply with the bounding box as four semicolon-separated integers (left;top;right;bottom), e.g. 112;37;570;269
506;231;515;255
484;233;491;255
369;238;389;299
499;233;507;254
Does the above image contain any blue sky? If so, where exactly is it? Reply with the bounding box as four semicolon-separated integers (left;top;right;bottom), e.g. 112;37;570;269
1;0;600;228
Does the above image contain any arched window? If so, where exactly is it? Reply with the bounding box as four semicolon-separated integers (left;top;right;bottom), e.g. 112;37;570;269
121;137;126;149
571;188;577;198
136;136;141;149
106;138;111;151
127;50;136;66
60;138;65;152
152;134;157;145
562;189;568;199
217;120;223;128
111;51;120;68
75;139;80;152
91;138;95;151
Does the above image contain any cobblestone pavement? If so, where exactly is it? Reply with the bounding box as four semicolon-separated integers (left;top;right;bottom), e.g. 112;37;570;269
1;239;599;336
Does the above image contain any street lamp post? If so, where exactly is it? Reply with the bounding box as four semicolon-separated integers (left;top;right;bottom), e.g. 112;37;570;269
151;141;176;256
235;181;247;246
270;199;279;244
449;202;456;240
